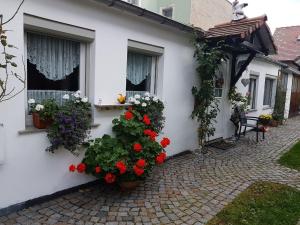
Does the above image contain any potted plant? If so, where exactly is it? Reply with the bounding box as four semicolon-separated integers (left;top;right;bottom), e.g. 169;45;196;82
128;92;165;133
271;112;284;127
69;93;170;190
28;98;58;129
46;91;92;154
258;114;272;127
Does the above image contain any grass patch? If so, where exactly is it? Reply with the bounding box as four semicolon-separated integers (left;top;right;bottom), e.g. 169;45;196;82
207;181;300;225
279;141;300;171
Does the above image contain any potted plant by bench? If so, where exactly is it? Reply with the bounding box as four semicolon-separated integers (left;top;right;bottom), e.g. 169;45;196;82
28;98;58;129
258;114;272;127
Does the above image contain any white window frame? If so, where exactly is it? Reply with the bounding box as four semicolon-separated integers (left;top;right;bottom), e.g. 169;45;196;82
126;51;158;96
160;5;175;19
263;76;277;108
127;40;163;97
23;15;95;128
24;32;87;126
248;75;258;110
125;0;141;7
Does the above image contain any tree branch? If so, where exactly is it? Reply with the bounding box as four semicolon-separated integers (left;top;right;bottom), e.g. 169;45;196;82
2;0;25;25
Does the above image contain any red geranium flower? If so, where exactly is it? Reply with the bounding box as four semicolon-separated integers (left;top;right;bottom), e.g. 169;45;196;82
160;137;171;148
95;166;102;174
133;143;142;152
155;152;167;165
144;129;152;136
150;131;158;141
143;115;151;125
115;161;127;174
77;163;86;173
69;164;76;172
136;159;146;168
104;173;116;184
124;111;133;120
133;165;145;176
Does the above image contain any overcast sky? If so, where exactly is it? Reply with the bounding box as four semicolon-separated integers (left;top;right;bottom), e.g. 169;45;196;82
229;0;300;33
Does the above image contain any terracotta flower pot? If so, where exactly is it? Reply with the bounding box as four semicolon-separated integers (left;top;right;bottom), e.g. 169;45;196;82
119;180;141;191
32;112;52;129
270;120;279;127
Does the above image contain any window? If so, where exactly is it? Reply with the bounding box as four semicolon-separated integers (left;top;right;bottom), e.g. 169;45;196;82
161;7;174;19
248;76;258;109
26;32;86;106
263;78;275;106
214;70;224;98
126;51;157;98
125;0;140;6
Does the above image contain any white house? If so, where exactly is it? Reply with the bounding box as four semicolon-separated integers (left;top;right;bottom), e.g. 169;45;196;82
0;0;277;212
0;0;202;210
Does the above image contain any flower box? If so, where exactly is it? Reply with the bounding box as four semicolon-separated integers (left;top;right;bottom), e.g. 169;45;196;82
32;112;52;129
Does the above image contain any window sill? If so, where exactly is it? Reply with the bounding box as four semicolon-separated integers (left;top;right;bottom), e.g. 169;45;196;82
94;103;132;111
247;109;258;113
18;123;101;135
263;106;274;110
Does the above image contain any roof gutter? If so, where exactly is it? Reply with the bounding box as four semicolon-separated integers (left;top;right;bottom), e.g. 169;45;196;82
92;0;204;37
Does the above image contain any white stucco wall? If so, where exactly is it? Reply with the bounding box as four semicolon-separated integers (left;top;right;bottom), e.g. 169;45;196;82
0;0;199;209
236;58;280;118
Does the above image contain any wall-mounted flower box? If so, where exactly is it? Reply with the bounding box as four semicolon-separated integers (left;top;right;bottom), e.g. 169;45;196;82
94;103;132;111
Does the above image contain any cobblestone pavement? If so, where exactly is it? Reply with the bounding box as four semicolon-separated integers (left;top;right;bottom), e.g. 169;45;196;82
1;117;300;225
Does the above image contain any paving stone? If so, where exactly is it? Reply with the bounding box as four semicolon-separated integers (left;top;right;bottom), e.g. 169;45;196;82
0;117;300;225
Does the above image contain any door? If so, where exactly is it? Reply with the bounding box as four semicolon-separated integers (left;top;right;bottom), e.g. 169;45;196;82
210;63;229;140
289;76;300;117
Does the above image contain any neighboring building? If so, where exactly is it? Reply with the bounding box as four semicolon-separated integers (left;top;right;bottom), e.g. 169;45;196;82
273;26;300;117
205;15;278;139
123;0;232;30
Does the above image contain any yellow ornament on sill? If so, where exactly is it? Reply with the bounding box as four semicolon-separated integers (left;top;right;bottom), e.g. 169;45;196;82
117;94;126;104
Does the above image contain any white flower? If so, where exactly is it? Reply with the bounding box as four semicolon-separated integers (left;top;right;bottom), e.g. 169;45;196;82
145;97;150;101
73;90;81;98
153;97;158;102
81;97;88;103
62;94;70;100
134;100;140;105
144;92;150;97
128;97;135;103
134;94;141;99
73;92;80;98
142;102;147;107
75;100;80;103
35;104;44;111
28;98;35;104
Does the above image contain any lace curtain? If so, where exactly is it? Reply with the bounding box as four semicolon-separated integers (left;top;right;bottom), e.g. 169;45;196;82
27;33;80;80
127;52;152;85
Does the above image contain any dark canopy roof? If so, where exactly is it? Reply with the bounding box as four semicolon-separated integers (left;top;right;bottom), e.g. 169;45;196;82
206;15;277;56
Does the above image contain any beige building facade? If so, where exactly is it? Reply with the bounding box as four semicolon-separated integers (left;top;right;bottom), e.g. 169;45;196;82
190;0;232;30
123;0;232;30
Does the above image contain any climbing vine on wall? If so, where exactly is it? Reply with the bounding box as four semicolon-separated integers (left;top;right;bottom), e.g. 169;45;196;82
191;37;228;147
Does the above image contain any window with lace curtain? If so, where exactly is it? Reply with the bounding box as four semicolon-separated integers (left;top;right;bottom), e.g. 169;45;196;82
126;51;157;98
263;77;276;107
25;32;86;106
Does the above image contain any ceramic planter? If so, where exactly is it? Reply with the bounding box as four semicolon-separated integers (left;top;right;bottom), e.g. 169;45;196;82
32;112;52;129
118;180;141;191
270;120;279;127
